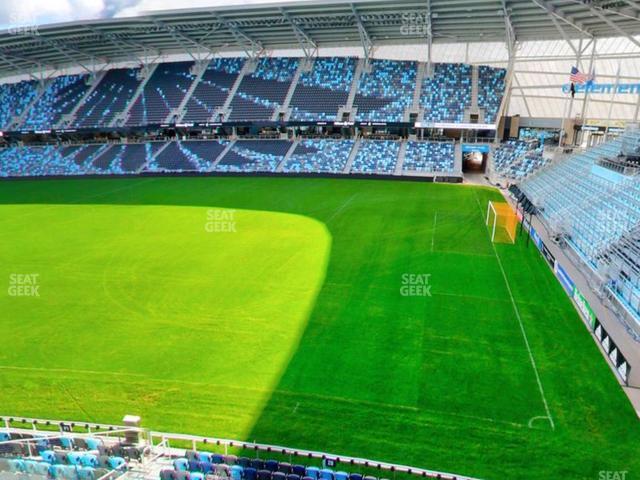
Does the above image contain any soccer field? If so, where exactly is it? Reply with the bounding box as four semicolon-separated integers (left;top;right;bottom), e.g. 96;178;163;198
0;177;637;479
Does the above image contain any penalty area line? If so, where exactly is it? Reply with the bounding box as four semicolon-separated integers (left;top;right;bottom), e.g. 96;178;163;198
473;192;555;431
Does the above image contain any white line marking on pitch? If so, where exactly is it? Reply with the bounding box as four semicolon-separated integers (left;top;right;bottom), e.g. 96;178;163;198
326;193;358;224
431;212;438;252
473;193;555;431
292;402;300;414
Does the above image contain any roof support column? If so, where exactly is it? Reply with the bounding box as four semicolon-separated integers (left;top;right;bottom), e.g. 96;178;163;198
560;38;583;146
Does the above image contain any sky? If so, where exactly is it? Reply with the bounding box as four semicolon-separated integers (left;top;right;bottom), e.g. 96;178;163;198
0;0;294;29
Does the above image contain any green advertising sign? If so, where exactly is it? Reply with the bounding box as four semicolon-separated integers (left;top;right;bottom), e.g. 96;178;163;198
572;287;597;329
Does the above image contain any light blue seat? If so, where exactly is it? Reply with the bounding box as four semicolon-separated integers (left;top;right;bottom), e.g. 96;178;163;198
107;456;126;470
80;454;98;467
334;472;348;480
49;464;67;478
8;459;26;473
78;467;96;480
305;467;319;480
41;450;56;464
320;469;334;480
195;452;212;463
231;465;244;480
85;438;102;450
174;458;189;471
190;473;204;480
67;452;83;465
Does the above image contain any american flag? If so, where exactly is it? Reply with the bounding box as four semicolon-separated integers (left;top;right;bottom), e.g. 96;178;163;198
570;66;594;85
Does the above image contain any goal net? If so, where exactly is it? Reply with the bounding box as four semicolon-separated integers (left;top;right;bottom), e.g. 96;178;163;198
486;201;517;244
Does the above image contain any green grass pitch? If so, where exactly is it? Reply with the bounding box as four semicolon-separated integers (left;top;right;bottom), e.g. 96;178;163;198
0;176;638;479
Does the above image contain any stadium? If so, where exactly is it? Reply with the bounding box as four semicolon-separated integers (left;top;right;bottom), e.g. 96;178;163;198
0;0;640;479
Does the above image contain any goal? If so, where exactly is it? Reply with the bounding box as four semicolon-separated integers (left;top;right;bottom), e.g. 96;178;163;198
486;201;517;244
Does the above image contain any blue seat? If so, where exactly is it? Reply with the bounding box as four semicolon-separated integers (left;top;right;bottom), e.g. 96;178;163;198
78;466;96;480
81;454;98;468
231;465;244;480
244;467;257;480
67;452;83;466
200;461;213;473
278;463;292;474
49;464;66;478
348;474;362;480
320;469;334;480
250;459;264;470
305;467;320;480
292;466;306;477
265;460;279;472
174;458;189;471
190;473;204;480
107;456;126;470
196;452;212;463
60;437;74;449
238;458;251;468
41;449;56;464
85;438;102;450
212;454;224;464
0;432;10;441
258;469;272;480
335;472;348;480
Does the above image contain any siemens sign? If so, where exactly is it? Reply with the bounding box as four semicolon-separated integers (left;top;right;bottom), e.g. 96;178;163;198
562;83;640;94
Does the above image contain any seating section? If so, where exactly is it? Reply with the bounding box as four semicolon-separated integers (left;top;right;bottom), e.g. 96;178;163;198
421;63;471;124
183;59;245;123
0;80;39;130
403;141;455;173
91;143;162;174
216;141;291;172
0;432;134;480
289;58;356;121
478;66;506;124
161;451;389;480
283;139;354;173
0;144;107;177
350;140;400;174
126;62;196;126
354;60;416;122
521;128;640;322
493;140;547;179
147;141;228;172
74;69;142;127
21;75;90;130
229;58;299;121
0;58;509;128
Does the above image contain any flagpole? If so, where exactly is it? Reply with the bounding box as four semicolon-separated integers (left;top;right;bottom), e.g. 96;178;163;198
605;61;621;140
580;40;597;144
561;39;583;147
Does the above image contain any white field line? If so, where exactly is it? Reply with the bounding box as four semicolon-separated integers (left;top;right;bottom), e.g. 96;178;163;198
326;192;358;224
474;192;555;431
430;212;438;252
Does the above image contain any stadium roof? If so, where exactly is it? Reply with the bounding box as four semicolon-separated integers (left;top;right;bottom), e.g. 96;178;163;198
0;0;639;77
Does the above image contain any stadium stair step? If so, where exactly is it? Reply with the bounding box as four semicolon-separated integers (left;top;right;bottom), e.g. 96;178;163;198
272;58;311;122
175;60;212;123
471;65;479;110
56;70;108;129
209;139;237;171
340;58;365;121
276;140;299;172
111;63;159;127
343;137;361;174
395;140;408;175
11;79;50;130
219;60;253;121
140;141;171;172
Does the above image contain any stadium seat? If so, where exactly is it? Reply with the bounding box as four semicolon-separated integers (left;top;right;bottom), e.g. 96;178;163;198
190;472;204;480
107;456;126;470
231;464;244;480
258;469;272;480
319;469;334;480
174;458;189;471
266;461;279;473
85;438;102;451
305;467;320;479
67;452;83;466
273;472;286;480
292;465;306;476
244;467;257;480
41;450;56;464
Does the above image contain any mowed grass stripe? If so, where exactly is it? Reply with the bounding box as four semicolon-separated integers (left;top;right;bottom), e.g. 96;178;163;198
0;177;638;480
